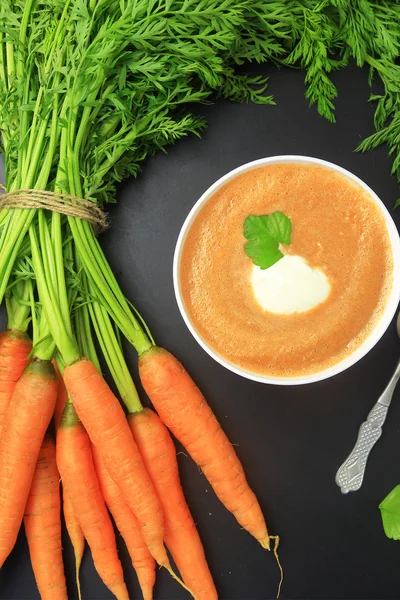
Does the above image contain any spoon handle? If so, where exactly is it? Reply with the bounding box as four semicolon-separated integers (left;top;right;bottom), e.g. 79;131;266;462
335;360;400;494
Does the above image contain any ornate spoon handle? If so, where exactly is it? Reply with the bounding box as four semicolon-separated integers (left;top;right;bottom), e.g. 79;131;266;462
335;360;400;494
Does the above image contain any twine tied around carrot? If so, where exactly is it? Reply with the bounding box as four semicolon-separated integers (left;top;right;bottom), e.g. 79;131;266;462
0;184;108;233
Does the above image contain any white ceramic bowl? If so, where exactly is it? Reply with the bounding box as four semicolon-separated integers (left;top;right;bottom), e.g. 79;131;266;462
173;155;400;385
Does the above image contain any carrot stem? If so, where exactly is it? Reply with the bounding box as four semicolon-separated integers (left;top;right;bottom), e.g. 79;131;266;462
75;257;142;413
70;217;152;356
89;296;142;413
5;278;31;333
29;219;79;366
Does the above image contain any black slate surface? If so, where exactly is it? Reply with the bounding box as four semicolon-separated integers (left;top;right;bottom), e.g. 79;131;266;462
1;62;400;600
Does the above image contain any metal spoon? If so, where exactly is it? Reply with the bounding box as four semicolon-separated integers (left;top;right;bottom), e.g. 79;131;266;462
335;312;400;494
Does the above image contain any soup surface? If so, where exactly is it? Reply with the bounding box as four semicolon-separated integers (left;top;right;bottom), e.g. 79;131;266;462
180;163;393;377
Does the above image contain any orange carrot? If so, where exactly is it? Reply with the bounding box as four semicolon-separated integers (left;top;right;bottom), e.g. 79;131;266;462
0;329;31;438
24;434;67;600
0;359;57;567
54;369;85;599
92;445;156;600
56;402;129;600
139;346;271;549
62;491;85;600
63;358;167;567
129;407;217;600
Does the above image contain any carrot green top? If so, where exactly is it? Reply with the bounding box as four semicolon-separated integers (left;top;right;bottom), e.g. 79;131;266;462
75;266;144;415
5;280;31;334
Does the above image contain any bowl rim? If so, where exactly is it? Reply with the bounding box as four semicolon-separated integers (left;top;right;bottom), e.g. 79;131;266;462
173;154;400;385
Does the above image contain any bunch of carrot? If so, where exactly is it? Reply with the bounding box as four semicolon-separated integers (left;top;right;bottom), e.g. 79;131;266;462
0;2;281;598
0;270;281;599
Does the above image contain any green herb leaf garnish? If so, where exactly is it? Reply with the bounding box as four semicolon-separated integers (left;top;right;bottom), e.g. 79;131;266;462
243;212;292;270
379;485;400;540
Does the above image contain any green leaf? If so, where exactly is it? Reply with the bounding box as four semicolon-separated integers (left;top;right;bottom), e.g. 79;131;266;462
245;236;284;270
265;211;292;244
243;212;292;270
379;485;400;540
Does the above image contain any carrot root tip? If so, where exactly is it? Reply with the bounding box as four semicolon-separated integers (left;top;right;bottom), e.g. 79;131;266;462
269;535;283;599
259;534;270;551
76;556;83;600
164;564;197;599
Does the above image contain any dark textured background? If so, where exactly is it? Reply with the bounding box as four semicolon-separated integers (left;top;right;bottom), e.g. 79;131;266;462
1;62;400;600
